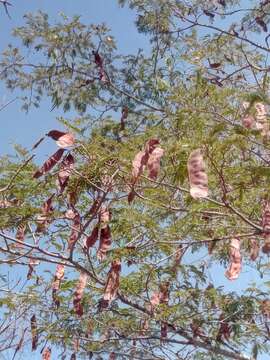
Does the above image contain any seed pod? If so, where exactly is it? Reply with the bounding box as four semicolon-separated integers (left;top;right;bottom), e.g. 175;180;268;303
42;347;51;360
249;238;260;261
15;223;26;247
73;272;88;317
129;139;162;202
68;211;81;250
217;314;231;342
261;299;270;318
187;149;208;199
52;264;65;307
255;102;269;137
101;260;121;309
30;314;38;351
33;149;65;178
36;194;54;233
225;238;241;280
147;147;164;180
262;200;270;254
57;154;74;193
97;226;111;261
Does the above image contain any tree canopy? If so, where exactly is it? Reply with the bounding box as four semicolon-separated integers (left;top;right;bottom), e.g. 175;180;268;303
1;1;270;359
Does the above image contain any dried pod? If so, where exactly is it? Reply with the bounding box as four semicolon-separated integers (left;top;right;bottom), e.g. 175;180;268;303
101;260;121;308
68;191;78;207
33;149;65;178
161;322;168;338
97;206;112;261
52;264;65;307
109;353;116;360
73;337;80;352
217;314;231;342
97;226;111;261
99;205;111;227
242;114;255;129
27;258;39;280
150;292;160;309
147;146;164;180
249;238;260;261
36;194;54;233
68;211;81;250
127;189;136;204
208;239;218;255
65;208;77;220
150;282;169;312
241;101;255;129
89;196;103;215
86;319;94;337
0;199;16;208
129;139;162;201
225;238;242;280
93;51;107;82
171;245;184;272
30;314;38;351
262;200;270;254
159;282;170;304
58;154;74;193
86;226;99;249
255;17;268;32
261;299;270;318
120;106;128;130
131;150;148;182
145;139;160;154
73;272;88;317
255;102;269;137
187;149;208;199
140;318;149;335
42;348;51;360
15;223;26;247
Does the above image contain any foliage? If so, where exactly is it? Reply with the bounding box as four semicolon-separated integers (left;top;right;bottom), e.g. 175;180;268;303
1;1;270;359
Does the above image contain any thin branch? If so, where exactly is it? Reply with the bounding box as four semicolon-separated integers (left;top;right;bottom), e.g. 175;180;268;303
0;155;35;193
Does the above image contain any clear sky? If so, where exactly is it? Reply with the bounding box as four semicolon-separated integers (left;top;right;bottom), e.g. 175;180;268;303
0;1;268;359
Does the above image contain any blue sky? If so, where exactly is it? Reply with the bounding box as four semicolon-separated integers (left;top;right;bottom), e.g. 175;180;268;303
0;1;269;359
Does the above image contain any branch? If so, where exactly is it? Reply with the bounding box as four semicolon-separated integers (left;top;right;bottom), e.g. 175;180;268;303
0;155;35;193
173;9;270;53
118;293;252;360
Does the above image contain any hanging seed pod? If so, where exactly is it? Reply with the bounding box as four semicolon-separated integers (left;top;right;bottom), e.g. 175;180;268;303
255;102;269;137
241;101;255;129
73;272;88;316
42;347;51;360
100;260;121;309
262;200;270;254
187;149;208;199
225;238;242;280
249;238;260;261
261;299;270;318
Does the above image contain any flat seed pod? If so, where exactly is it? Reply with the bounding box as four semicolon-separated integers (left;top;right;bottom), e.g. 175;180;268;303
73;272;88;317
102;260;121;308
187;149;208;199
225;238;242;280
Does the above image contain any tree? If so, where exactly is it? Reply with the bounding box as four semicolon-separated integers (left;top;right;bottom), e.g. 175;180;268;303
1;0;270;359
